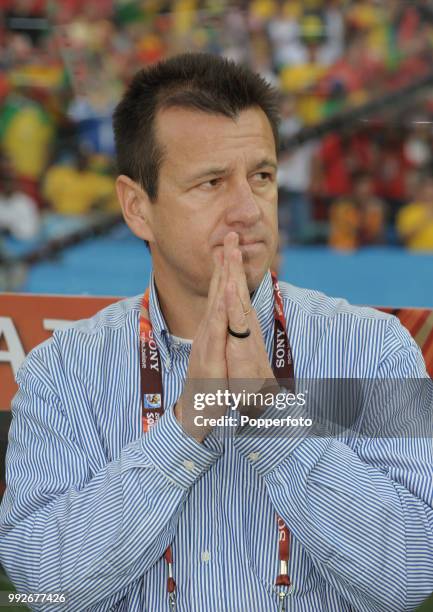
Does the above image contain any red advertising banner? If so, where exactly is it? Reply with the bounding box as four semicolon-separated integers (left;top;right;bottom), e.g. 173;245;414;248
1;295;432;414
0;293;120;411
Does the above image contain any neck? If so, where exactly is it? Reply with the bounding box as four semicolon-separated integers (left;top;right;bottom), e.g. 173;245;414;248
153;270;208;340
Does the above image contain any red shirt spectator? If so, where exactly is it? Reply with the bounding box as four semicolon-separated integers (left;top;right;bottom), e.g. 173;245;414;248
374;135;412;203
314;133;352;199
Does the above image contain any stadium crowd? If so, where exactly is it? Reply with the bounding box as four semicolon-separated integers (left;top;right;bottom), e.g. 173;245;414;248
1;0;433;250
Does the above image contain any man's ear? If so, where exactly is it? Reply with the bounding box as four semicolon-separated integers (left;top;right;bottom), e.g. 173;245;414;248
116;175;155;243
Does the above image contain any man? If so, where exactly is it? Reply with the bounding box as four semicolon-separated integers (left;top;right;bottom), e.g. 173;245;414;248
0;53;432;611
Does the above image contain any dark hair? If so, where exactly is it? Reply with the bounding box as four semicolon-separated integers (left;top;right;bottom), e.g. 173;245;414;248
113;52;280;201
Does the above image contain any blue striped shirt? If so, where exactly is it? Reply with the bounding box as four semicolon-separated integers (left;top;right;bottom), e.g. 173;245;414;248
1;271;433;611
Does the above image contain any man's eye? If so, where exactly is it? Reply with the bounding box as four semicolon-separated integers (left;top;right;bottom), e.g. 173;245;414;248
200;178;222;189
254;172;273;181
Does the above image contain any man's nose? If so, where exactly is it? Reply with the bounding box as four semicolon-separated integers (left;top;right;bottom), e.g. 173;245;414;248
224;180;261;227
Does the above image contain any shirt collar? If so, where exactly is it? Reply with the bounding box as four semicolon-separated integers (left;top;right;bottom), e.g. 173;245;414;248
147;269;275;362
148;271;172;364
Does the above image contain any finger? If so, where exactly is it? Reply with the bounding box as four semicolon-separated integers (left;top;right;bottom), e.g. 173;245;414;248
206;252;223;316
223;231;239;266
204;288;228;361
209;248;229;314
223;232;251;314
204;251;229;343
228;248;251;316
225;279;249;336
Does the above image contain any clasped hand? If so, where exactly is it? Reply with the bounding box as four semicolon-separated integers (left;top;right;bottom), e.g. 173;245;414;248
175;232;278;442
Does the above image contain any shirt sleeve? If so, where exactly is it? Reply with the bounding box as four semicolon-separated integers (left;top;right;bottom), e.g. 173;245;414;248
234;316;433;611
0;346;222;611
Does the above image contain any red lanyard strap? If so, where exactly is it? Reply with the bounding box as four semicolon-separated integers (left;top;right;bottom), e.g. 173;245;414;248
140;289;176;606
140;288;164;431
139;274;294;608
271;275;293;607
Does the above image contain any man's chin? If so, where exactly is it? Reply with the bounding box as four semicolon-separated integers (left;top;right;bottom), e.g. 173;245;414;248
245;265;269;294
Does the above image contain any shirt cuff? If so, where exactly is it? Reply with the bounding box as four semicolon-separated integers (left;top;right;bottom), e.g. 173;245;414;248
233;400;317;477
141;404;223;490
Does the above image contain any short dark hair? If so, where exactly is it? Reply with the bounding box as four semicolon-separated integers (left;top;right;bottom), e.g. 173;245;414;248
113;52;280;201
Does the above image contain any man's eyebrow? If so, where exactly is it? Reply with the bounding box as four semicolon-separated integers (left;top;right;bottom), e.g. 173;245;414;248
186;166;230;182
253;158;277;172
186;158;277;183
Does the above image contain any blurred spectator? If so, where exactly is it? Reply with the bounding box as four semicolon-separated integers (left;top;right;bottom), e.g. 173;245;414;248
0;156;40;240
2;0;49;46
329;170;387;250
374;128;412;219
267;2;302;69
311;130;355;204
43;149;117;215
396;174;433;251
277;95;317;244
249;30;280;88
279;15;332;125
404;116;433;172
273;10;341;68
0;93;56;183
221;6;250;64
318;28;382;112
68;94;116;156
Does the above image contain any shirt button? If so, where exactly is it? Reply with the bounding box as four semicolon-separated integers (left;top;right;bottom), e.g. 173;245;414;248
165;358;171;369
183;459;195;471
201;550;211;562
248;452;260;462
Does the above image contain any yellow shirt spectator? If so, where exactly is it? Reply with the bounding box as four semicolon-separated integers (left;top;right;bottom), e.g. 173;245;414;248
397;201;433;251
280;62;326;124
329;198;361;251
43;165;117;215
250;0;278;20
2;105;54;180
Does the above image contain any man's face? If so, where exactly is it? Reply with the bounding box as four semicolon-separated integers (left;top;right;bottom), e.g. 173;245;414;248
146;106;279;297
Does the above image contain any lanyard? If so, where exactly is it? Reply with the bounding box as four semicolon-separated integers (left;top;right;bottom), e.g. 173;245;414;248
139;273;294;611
271;274;294;611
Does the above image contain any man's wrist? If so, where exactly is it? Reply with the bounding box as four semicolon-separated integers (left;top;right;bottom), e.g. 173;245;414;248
233;387;313;476
142;404;222;489
174;398;210;444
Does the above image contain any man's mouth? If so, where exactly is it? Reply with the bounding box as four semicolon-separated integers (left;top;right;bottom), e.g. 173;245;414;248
214;237;265;247
239;240;264;248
